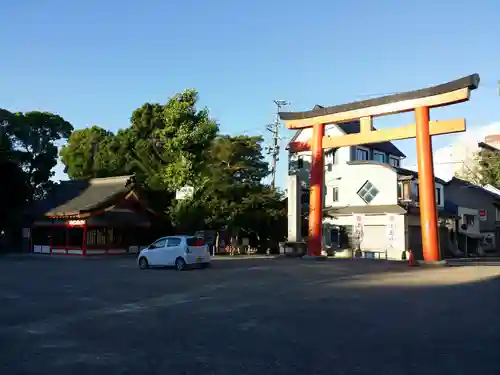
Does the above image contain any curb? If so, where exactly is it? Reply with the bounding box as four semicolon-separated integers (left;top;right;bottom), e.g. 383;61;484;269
416;260;449;267
300;255;328;261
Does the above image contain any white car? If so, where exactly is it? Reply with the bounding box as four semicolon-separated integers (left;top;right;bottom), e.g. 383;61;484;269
137;236;211;270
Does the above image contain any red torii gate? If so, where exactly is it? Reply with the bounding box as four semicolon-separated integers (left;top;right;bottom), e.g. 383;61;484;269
280;74;480;262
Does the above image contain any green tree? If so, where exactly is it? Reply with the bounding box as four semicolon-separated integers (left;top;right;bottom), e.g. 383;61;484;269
60;125;118;179
9;111;73;200
154;89;219;190
59;89;219;219
0;109;14;158
455;149;500;186
172;134;286;247
0;109;29;239
475;149;500;186
0;158;29;236
119;103;169;189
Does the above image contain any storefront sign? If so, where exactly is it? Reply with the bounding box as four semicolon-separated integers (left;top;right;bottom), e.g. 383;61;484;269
67;220;85;227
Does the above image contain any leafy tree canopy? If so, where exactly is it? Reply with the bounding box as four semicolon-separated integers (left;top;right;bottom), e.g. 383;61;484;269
454;149;500;186
0;158;29;234
1;110;73;201
60;125;116;180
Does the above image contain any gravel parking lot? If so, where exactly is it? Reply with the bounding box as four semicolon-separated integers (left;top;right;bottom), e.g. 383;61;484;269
1;255;499;375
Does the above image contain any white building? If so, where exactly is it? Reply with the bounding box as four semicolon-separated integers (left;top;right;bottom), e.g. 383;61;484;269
288;120;454;260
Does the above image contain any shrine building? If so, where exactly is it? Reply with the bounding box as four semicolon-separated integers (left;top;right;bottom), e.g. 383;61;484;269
30;175;163;256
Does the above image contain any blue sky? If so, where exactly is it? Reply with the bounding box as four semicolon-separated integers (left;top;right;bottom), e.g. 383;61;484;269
1;0;499;187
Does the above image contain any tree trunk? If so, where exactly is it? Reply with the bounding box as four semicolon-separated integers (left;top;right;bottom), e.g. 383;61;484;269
215;231;220;255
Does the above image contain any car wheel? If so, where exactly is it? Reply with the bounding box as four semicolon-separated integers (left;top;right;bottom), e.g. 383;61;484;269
175;257;186;271
138;257;149;269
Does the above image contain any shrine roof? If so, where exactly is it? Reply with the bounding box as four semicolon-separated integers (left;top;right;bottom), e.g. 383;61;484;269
35;175;135;218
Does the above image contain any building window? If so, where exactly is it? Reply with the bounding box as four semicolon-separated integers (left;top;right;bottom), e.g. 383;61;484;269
357;180;379;204
397;182;403;199
325;149;337;164
389;157;400;167
373;151;385;163
87;228;112;248
297;156;304;169
463;214;475;228
300;190;310;206
356;148;369;161
331;187;339;202
415;183;419;199
436;187;441;205
325;149;337;171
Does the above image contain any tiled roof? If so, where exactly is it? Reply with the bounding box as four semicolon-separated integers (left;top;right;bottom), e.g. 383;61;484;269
395;167;446;185
446;177;500;201
35;175;134;217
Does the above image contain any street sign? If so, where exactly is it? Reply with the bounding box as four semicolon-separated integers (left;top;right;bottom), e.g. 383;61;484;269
479;209;487;221
176;186;194;200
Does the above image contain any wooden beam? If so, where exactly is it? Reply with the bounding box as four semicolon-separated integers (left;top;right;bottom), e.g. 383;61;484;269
322;119;465;149
288;141;311;153
360;116;372;133
284;88;470;129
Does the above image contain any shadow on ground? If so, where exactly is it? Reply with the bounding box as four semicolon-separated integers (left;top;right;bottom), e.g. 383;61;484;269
0;256;498;375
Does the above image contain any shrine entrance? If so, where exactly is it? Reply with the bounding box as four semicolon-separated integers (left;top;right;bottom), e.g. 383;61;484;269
280;74;480;262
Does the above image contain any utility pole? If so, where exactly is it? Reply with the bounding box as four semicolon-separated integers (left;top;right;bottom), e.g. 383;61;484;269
90;141;99;178
266;100;290;189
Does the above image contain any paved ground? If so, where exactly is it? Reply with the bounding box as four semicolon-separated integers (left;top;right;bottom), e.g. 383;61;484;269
1;255;499;375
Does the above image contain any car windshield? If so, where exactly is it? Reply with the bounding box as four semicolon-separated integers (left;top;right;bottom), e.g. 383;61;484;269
186;237;204;246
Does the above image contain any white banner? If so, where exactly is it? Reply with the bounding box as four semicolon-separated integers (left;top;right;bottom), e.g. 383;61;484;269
353;214;364;238
386;214;396;242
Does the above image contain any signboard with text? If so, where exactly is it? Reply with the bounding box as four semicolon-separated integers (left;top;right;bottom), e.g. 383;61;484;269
386;214;396;243
479;209;487;221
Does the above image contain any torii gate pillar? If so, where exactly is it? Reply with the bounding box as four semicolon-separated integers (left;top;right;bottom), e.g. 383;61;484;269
415;106;439;261
308;123;325;256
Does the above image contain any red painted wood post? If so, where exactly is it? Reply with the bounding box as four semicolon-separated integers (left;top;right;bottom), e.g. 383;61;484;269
308;123;325;256
415;106;440;262
82;223;88;256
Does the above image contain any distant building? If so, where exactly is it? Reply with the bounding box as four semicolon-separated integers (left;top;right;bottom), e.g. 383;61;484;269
444;177;500;256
